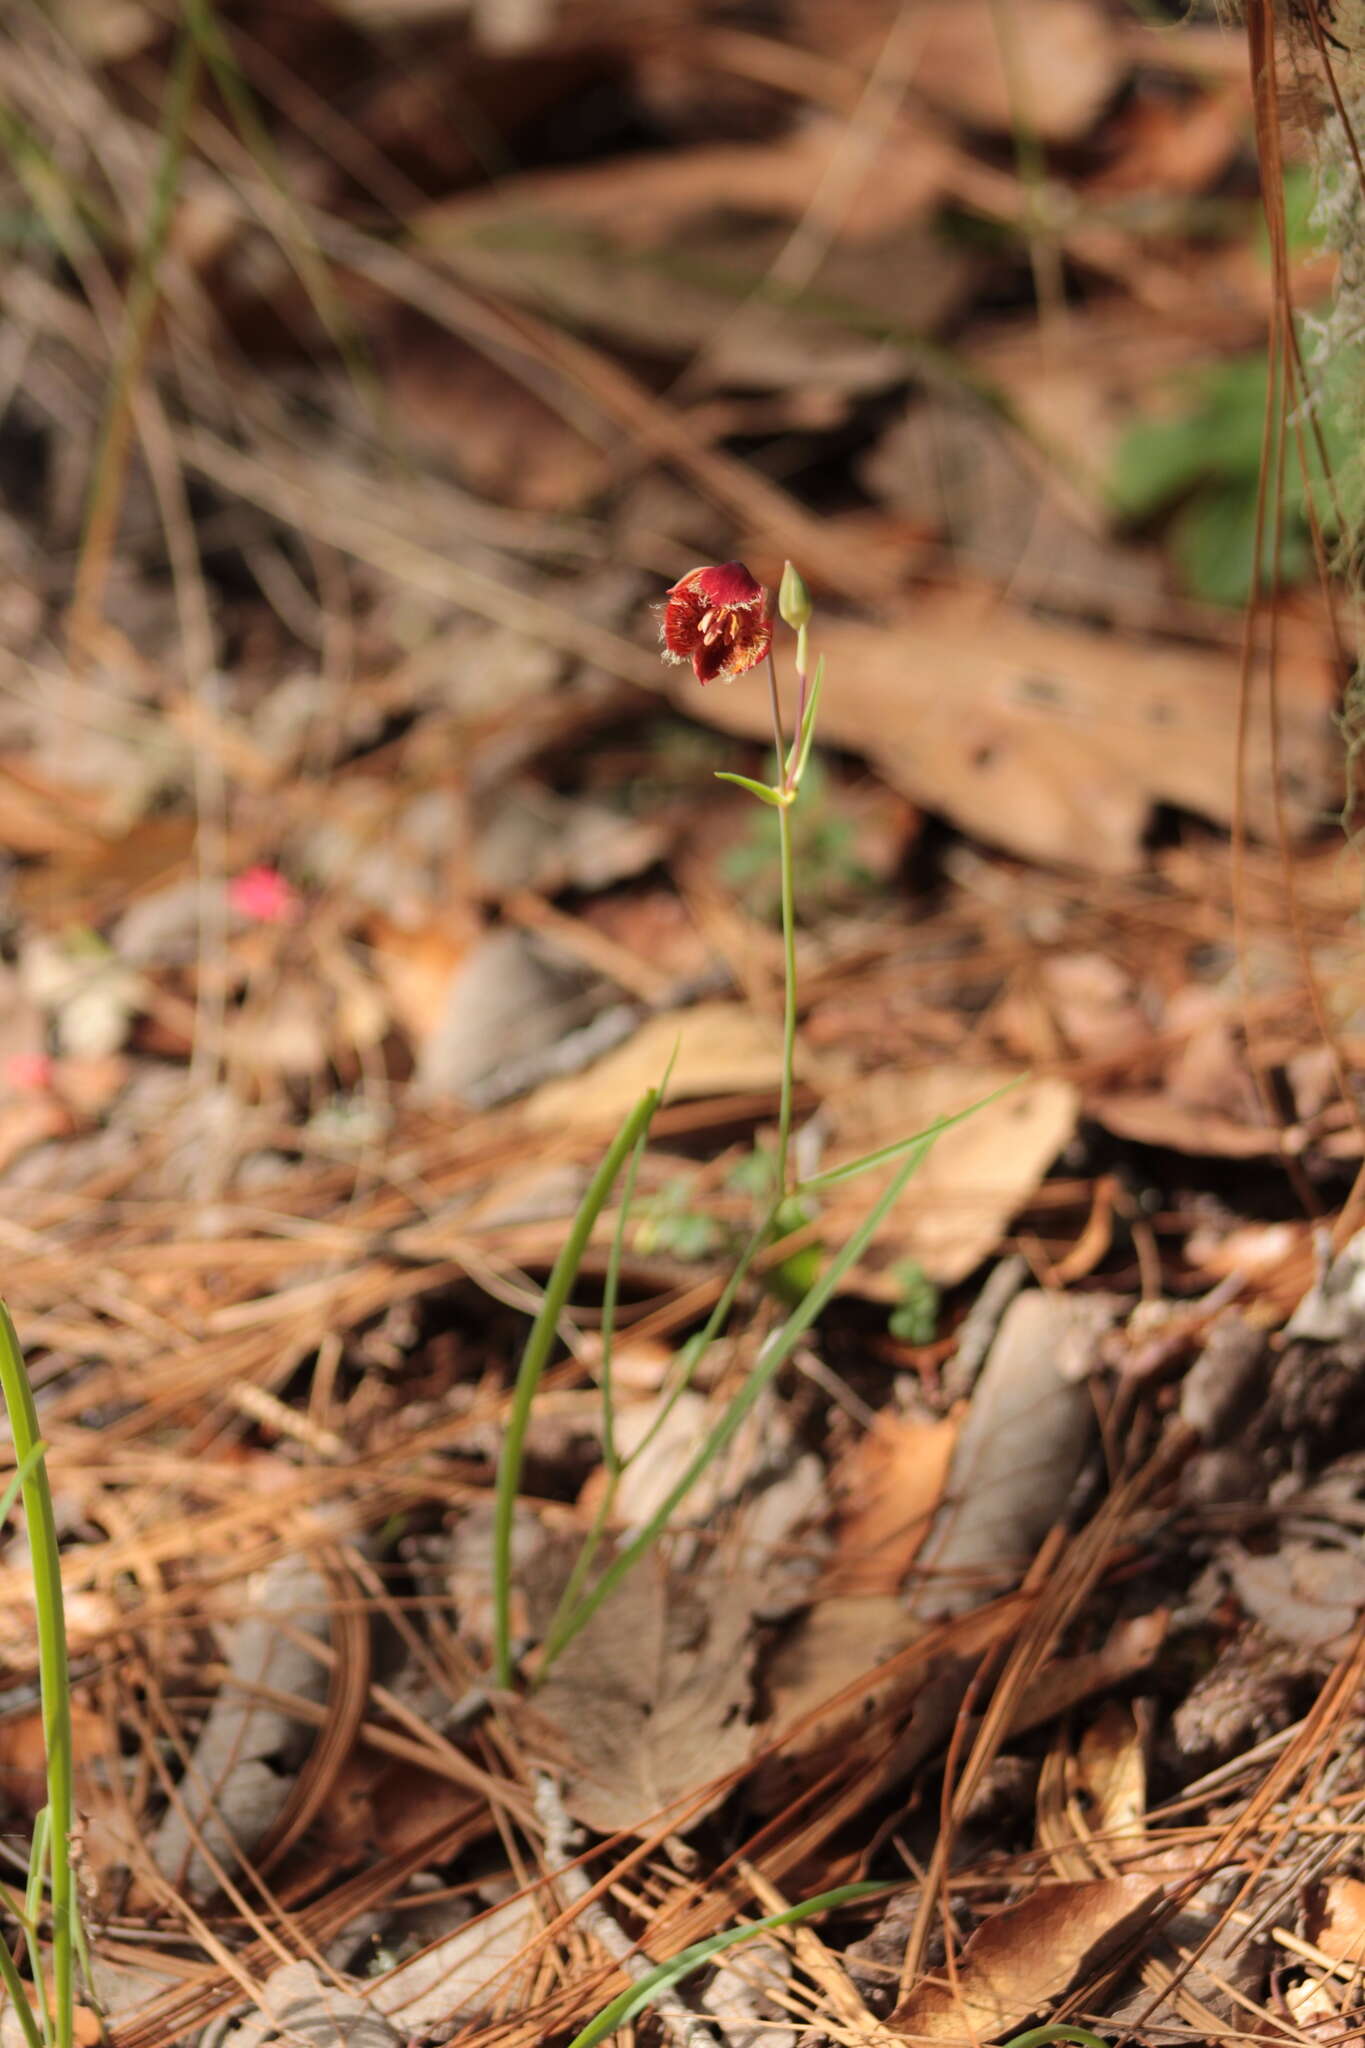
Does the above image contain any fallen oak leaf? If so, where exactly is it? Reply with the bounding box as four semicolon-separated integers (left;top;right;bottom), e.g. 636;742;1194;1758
1308;1876;1365;1965
824;1411;958;1596
518;1553;756;1840
890;1877;1162;2039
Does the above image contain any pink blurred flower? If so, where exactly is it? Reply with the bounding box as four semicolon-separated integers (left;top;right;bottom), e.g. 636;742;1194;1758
229;865;299;925
3;1053;53;1094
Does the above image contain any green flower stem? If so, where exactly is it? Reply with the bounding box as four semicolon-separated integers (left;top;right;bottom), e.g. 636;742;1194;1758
0;1305;73;2048
490;1090;658;1690
765;650;798;1194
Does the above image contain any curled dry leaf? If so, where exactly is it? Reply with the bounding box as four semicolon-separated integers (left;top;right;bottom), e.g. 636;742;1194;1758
1075;1700;1147;1844
147;1554;332;1903
751;1593;918;1812
1010;1610;1169;1735
824;1410;958;1596
524;1001;795;1130
890;1876;1162;2039
1222;1540;1365;1652
909;1289;1120;1621
1309;1876;1365;1965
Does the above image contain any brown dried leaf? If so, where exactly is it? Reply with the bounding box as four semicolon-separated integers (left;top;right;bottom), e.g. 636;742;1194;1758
1223;1541;1365;1652
1092;1091;1282;1159
890;1877;1162;2039
526;1555;755;1838
1309;1877;1365;1964
523;1002;794;1129
824;1067;1078;1289
424;120;950;250
752;1594;919;1811
427;143;975;391
913;0;1123;143
1075;1701;1146;1842
910;1289;1119;1621
1010;1611;1169;1735
388;327;608;513
825;1412;958;1596
669;591;1336;871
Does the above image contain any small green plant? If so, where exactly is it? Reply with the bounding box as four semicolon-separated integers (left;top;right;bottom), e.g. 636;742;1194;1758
887;1258;940;1345
490;560;1005;1690
631;1177;727;1263
0;1304;78;2048
721;756;874;920
1111;347;1349;605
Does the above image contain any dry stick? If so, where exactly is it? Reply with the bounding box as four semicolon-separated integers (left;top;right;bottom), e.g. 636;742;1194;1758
64;28;202;660
533;1775;724;2048
1252;36;1362;1187
1232;0;1322;1219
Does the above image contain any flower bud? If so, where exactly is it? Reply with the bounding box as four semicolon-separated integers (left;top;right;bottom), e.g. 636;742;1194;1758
777;560;812;631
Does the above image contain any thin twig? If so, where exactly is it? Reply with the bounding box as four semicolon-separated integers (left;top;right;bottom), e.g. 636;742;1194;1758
533;1774;724;2048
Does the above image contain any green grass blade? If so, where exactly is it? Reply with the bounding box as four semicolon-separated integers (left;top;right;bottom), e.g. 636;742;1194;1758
0;1306;74;2048
21;1811;49;2048
535;1116;652;1673
564;1882;891;2048
795;1078;1022;1195
490;1087;659;1689
0;1891;44;2048
714;772;785;807
1003;2030;1110;2048
787;653;824;788
0;1446;50;1537
543;1136;934;1666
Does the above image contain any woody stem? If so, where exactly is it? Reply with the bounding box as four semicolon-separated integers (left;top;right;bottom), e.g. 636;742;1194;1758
766;650;797;1196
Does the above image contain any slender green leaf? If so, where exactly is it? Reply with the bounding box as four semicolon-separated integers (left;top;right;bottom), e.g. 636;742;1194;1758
22;1810;50;2046
0;1892;43;2048
787;654;824;789
714;771;785;807
544;1135;934;1657
564;1883;892;2048
0;1445;50;1536
1003;2030;1110;2048
490;1088;660;1689
536;1111;653;1673
795;1077;1022;1194
0;1305;74;2048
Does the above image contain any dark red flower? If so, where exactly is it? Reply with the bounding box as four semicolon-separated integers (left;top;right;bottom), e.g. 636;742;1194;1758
659;561;772;685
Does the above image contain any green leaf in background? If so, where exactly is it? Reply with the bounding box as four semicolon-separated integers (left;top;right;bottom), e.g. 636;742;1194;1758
1110;339;1356;603
1169;482;1312;606
887;1258;940;1345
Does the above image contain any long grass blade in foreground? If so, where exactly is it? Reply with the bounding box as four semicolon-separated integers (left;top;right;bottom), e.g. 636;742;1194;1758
537;1132;935;1675
490;1085;661;1689
0;1304;75;2048
563;1882;891;2048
